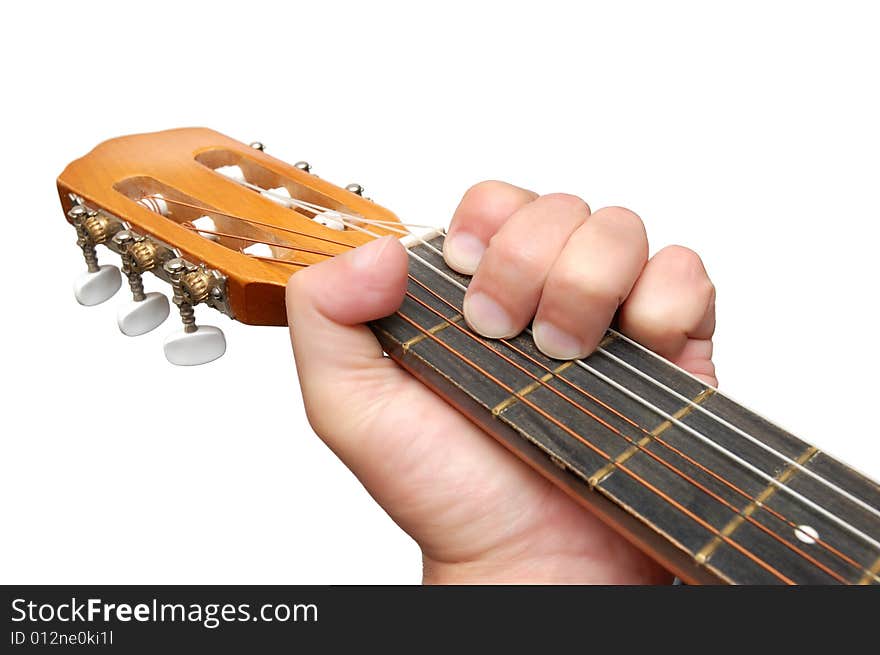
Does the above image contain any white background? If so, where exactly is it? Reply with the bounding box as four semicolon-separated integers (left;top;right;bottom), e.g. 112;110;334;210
1;1;878;583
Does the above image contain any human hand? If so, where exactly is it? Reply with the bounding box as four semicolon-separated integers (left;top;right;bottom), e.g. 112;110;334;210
286;181;716;584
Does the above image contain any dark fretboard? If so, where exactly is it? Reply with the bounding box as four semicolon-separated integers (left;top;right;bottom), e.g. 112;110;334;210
370;234;880;584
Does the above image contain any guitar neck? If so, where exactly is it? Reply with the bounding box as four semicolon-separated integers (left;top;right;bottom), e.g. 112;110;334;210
370;233;880;585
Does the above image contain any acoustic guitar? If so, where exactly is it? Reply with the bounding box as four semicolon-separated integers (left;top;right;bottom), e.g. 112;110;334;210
58;128;880;585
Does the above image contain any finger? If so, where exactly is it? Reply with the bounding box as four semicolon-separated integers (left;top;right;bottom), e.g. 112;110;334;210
618;245;717;382
443;180;537;274
463;193;590;338
533;206;648;359
286;236;409;440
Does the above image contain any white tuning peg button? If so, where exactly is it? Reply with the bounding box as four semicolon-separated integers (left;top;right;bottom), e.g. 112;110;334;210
163;326;226;366
117;292;170;336
74;264;122;306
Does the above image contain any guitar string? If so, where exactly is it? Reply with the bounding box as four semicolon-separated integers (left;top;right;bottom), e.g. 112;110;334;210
596;331;880;524
145;196;362;251
146;189;880;556
406;274;872;579
179;222;338;259
390;308;795;584
234;179;440;230
400;283;853;582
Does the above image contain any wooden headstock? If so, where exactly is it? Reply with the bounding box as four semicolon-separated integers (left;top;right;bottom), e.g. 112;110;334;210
58;127;403;328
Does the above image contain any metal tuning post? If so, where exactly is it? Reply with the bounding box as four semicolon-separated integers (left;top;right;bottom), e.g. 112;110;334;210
162;258;226;366
113;230;170;336
345;182;371;202
69;203;122;306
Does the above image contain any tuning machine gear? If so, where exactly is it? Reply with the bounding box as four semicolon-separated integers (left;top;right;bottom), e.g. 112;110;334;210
69;204;122;306
112;230;170;336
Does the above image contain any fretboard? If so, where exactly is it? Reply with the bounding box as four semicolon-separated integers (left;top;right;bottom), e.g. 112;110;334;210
370;234;880;585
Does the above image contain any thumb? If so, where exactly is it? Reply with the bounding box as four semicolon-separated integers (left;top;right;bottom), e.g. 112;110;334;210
285;236;410;442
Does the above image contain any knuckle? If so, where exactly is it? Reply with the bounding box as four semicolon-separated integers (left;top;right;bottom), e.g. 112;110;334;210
604;205;643;224
487;233;547;278
656;244;703;268
552;265;624;307
656;245;714;296
597;206;648;242
620;300;680;341
461;179;522;207
540;192;591;217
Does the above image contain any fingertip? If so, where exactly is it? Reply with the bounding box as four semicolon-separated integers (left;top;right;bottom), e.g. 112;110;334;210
443;231;486;274
617;244;716;359
287;236;409;326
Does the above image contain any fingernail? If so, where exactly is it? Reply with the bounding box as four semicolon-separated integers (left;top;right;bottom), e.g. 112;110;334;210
464;292;515;338
533;322;584;360
444;232;485;274
350;236;393;270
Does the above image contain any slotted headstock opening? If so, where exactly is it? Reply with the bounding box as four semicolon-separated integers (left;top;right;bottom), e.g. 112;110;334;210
194;148;353;218
113;176;333;267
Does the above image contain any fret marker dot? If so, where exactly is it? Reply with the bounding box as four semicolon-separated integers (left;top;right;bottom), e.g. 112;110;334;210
794;524;819;544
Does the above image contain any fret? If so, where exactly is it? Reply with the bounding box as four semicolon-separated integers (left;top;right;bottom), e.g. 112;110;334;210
369;233;880;584
695;446;819;566
589;387;716;487
598;334;615;349
402;315;463;351
492;362;573;416
858;556;880;585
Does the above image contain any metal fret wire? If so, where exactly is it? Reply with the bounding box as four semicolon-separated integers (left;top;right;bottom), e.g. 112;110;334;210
151;184;880;567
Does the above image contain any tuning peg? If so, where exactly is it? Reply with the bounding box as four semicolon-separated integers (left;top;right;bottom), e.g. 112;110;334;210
163;325;226;366
69;204;122;306
294;161;312;173
113;230;170;336
249;141;265;151
74;265;122;306
162;258;226;366
118;293;169;336
345;183;364;196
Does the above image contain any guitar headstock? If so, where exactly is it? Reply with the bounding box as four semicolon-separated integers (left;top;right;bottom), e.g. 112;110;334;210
58;127;404;364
